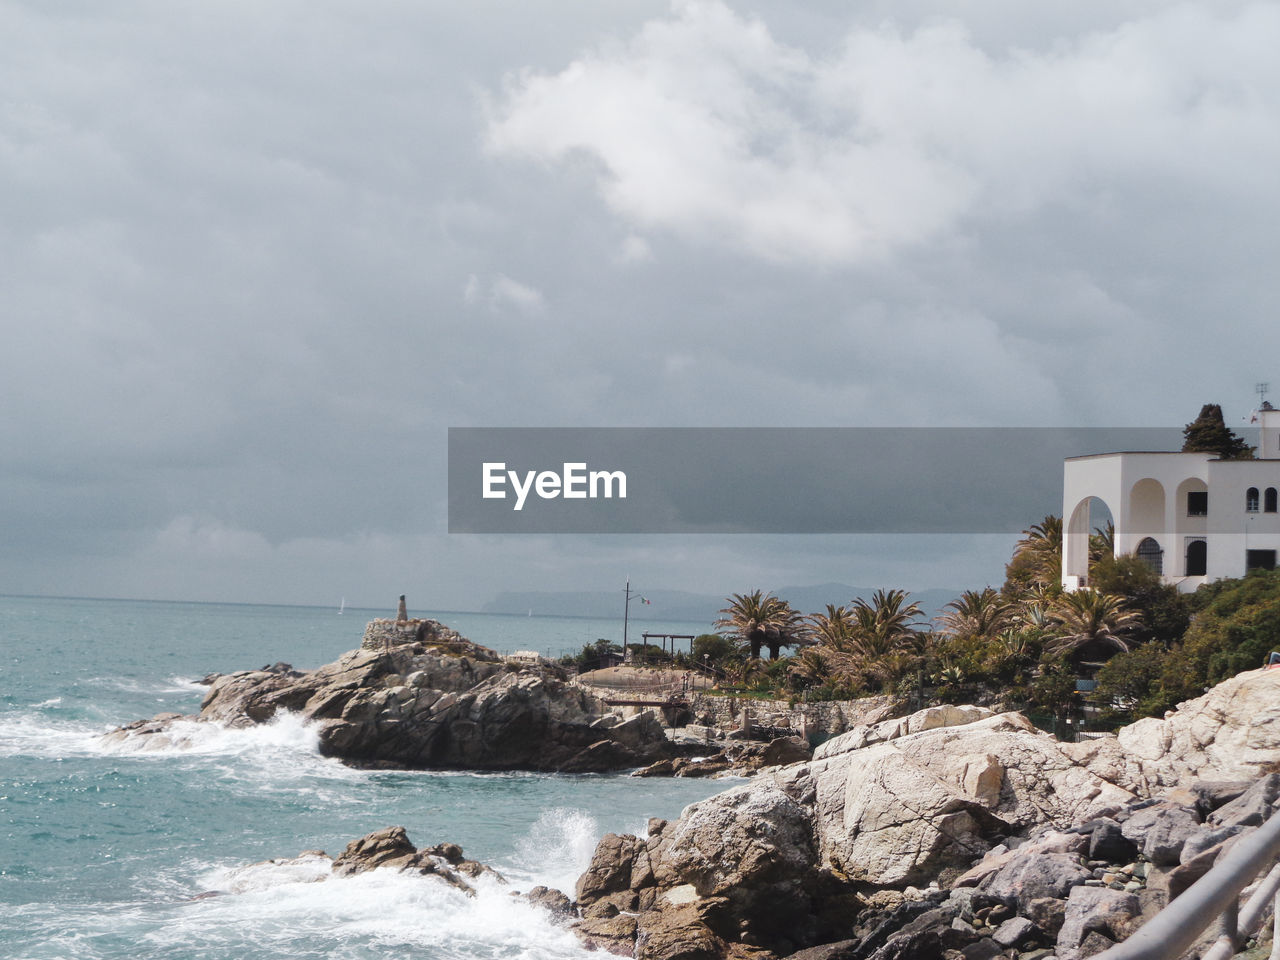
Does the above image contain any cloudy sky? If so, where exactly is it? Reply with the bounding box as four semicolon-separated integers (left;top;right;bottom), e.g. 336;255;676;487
3;0;1278;611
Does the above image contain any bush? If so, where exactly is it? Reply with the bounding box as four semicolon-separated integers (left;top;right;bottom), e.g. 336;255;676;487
692;633;737;664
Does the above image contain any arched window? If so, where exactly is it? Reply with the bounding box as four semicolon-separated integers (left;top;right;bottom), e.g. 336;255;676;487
1186;540;1208;576
1267;488;1278;513
1136;537;1163;574
1247;488;1260;512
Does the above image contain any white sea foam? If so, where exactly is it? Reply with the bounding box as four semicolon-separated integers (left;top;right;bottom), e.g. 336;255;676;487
148;861;593;960
508;807;602;894
0;711;111;758
97;710;321;757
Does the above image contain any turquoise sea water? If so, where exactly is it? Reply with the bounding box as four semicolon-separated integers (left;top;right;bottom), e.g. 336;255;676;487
0;596;726;960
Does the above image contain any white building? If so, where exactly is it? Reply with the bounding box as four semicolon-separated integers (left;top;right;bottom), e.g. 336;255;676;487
1062;405;1280;593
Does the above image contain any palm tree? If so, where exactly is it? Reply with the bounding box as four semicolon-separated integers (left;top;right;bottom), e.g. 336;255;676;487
1089;521;1116;568
805;604;855;649
1044;589;1142;659
1007;515;1064;591
937;588;1014;641
847;589;924;688
715;591;804;660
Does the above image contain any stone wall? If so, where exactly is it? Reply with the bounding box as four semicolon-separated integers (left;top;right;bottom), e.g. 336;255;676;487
684;692;902;743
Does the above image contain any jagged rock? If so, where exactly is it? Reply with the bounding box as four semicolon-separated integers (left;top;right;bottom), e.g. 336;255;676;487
953;831;1086;889
1208;773;1280;828
1088;819;1138;863
803;741;1005;887
105;620;672;773
991;916;1037;948
758;736;813;768
1067;668;1280;791
524;885;574;921
1055;887;1140;960
99;712;198;750
1180;823;1247;863
863;902;980;960
329;826;500;895
1189;780;1251;815
1119;803;1200;865
635;902;726;960
1026;898;1069;940
978;852;1092;911
813;705;998;761
575;914;640;955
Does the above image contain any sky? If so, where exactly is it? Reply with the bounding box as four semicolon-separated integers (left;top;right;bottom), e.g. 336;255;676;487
3;0;1279;612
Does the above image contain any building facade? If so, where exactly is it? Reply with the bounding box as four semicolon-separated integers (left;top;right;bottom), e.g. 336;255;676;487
1062;406;1280;593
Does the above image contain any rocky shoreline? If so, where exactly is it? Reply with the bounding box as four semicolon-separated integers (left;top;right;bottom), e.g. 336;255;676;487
242;667;1278;960
108;618;1280;958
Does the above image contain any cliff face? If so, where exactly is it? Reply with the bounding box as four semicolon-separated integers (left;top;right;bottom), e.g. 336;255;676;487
104;618;674;773
570;669;1280;960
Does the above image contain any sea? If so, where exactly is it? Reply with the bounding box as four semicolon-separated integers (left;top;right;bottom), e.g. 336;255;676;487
0;595;728;960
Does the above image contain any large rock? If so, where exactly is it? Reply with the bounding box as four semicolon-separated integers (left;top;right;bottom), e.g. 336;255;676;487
1055;887;1140;960
104;620;673;773
777;708;1133;889
1066;667;1280;791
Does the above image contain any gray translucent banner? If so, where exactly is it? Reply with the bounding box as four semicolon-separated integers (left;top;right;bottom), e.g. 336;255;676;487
447;428;1182;534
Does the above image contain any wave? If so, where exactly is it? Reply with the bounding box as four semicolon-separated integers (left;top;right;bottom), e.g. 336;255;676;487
97;710;322;758
507;807;602;895
0;711;113;759
0;709;325;769
144;859;593;960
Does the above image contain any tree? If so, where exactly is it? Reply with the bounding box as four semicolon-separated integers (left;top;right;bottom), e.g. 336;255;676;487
937;588;1014;641
1182;403;1253;459
1044;589;1142;659
715;591;805;660
692;633;737;665
846;588;925;689
1089;553;1190;644
804;604;856;647
1005;516;1064;594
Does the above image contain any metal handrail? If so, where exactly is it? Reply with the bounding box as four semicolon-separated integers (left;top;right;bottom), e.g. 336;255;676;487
1095;806;1280;959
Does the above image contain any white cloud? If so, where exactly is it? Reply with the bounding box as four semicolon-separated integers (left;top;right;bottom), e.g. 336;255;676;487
463;272;546;314
487;0;1280;265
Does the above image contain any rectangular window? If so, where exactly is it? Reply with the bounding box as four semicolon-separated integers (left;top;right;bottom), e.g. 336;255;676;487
1187;491;1208;516
1247;549;1276;571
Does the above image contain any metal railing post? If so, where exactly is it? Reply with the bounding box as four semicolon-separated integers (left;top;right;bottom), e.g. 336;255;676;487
1094;806;1280;960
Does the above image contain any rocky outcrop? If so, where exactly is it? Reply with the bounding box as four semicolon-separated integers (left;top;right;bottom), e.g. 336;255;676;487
574;788;858;960
566;678;1280;960
1063;666;1280;792
103;619;674;773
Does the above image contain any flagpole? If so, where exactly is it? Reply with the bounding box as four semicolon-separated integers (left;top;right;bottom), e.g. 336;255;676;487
623;577;631;661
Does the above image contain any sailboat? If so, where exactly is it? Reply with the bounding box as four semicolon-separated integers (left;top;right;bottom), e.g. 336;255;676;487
338;597;346;615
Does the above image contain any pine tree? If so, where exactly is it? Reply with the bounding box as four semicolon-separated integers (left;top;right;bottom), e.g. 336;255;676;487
1182;404;1253;459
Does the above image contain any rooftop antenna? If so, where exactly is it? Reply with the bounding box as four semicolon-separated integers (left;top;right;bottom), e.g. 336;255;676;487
1258;382;1273;413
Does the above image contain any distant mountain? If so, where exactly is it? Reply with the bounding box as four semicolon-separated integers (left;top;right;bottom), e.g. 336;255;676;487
481;582;963;623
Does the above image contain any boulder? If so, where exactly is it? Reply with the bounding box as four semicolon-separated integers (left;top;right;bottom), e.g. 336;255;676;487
329;826;500;894
978;852;1093;911
1072;668;1280;790
1119;803;1200;866
524;885;574;921
1055;887;1140;960
805;742;1004;886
